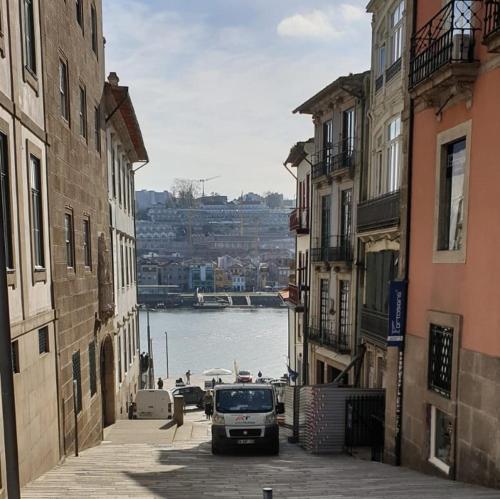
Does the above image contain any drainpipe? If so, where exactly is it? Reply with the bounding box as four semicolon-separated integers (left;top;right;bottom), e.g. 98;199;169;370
395;0;417;468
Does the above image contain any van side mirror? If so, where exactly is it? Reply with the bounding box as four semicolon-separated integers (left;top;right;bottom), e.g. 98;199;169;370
276;402;285;415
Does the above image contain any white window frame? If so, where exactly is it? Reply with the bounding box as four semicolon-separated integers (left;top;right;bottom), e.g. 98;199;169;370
429;405;451;475
389;1;405;64
387;116;402;193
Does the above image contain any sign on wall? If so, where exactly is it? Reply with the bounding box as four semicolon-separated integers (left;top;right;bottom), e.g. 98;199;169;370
387;280;408;347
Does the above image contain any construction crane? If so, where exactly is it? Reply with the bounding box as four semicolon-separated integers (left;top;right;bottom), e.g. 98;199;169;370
196;176;221;197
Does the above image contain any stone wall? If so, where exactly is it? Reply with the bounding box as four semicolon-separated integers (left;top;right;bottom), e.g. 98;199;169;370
40;0;108;455
402;333;500;489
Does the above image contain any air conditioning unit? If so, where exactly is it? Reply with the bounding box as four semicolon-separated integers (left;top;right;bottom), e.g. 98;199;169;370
452;33;472;61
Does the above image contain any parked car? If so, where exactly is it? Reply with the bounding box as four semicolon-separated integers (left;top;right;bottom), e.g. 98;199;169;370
171;385;205;408
236;370;253;383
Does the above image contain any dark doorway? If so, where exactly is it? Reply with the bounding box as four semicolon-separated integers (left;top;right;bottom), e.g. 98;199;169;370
100;335;115;427
316;360;325;384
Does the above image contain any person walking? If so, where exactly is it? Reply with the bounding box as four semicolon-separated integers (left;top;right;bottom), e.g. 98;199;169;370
186;370;191;385
157;377;164;390
203;390;213;420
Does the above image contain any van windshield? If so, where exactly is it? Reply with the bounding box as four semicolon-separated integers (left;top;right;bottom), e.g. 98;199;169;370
216;389;274;413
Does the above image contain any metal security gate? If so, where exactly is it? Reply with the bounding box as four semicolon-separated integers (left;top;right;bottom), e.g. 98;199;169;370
345;394;385;461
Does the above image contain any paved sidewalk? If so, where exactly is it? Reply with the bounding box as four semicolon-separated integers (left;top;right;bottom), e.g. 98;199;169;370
23;412;500;498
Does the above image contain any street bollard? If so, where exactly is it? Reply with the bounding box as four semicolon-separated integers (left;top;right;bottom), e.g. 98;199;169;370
173;395;184;427
263;487;273;498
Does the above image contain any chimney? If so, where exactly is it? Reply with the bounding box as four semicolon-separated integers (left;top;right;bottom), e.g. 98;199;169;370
107;72;120;87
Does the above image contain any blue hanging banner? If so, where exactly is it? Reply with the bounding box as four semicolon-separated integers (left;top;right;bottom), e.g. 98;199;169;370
387;280;408;347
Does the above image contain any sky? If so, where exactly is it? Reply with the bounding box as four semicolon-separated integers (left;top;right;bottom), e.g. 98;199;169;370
103;0;372;199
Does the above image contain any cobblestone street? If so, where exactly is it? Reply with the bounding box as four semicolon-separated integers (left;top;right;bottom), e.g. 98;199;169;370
22;411;500;498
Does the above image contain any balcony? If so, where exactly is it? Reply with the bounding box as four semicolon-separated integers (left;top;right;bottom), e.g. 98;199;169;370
289;208;309;234
308;320;351;354
360;308;388;345
385;58;402;84
288;284;304;311
311;236;353;264
357;190;400;233
409;1;481;105
312;138;355;181
484;1;500;52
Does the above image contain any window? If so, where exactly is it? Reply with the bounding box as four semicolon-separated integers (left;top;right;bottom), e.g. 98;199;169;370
342;108;355;156
23;0;36;73
430;406;452;474
123;328;127;374
120;239;124;287
390;1;405;64
128;324;132;365
0;133;13;269
72;351;82;413
387;116;402;193
338;280;350;344
428;324;453;398
83;218;91;268
323;120;333;167
64;212;75;269
30;155;44;269
319;279;329;333
59;60;69;121
94;106;100;152
91;4;98;55
118;158;122;204
125;242;129;286
123;164;128;211
11;341;19;373
321;194;331;248
38;326;49;354
364;250;398;314
111;145;116;198
76;0;83;30
79;85;87;139
136;315;140;352
118;335;122;382
89;341;97;396
438;139;466;252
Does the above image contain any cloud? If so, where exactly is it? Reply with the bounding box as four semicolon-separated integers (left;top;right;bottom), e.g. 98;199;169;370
340;4;366;22
277;10;339;39
103;1;371;198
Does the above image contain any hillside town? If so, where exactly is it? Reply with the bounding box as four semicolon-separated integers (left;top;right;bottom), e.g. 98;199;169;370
0;1;499;498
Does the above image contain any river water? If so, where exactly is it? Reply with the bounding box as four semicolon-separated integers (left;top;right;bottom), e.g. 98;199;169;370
139;308;288;380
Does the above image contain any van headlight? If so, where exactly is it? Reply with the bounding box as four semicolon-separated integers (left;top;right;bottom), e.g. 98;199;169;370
265;413;276;425
212;413;224;425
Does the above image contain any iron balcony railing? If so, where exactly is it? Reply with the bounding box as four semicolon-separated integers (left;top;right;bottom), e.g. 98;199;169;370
288;283;301;307
484;1;500;40
308;320;351;354
289;207;309;233
312;138;355;180
385;58;402;83
360;308;389;344
311;235;353;263
357;190;401;233
410;0;481;88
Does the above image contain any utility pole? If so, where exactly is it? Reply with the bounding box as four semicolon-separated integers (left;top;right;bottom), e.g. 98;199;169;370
0;195;21;498
164;331;169;379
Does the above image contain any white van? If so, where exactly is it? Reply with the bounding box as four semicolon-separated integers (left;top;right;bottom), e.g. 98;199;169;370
210;383;284;455
135;389;173;419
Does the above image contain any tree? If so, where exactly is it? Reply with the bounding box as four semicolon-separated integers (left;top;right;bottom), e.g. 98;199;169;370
171;178;200;208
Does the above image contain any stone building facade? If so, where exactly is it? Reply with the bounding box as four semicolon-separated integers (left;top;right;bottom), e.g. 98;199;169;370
40;0;111;456
104;73;147;423
294;73;368;385
0;0;59;488
360;0;410;464
284;139;313;384
402;0;500;488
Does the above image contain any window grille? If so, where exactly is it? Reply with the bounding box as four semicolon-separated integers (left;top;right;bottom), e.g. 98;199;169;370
89;341;97;396
72;351;82;413
428;324;453;398
38;326;49;354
